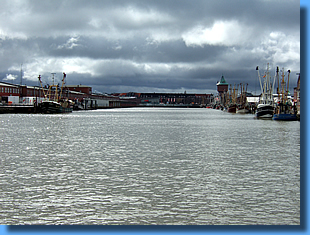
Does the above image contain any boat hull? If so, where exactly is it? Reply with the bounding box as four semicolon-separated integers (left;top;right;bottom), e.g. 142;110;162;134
272;113;297;121
227;105;237;113
237;108;251;114
39;101;73;114
255;104;273;119
256;111;273;119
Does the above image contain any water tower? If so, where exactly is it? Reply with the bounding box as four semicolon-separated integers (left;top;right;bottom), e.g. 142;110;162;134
216;75;228;94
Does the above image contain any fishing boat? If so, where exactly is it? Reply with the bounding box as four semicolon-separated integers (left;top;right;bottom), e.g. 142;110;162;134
273;67;297;121
236;83;251;114
38;73;73;114
227;84;238;113
237;106;250;114
39;100;73;113
255;63;274;119
256;103;274;119
227;104;237;113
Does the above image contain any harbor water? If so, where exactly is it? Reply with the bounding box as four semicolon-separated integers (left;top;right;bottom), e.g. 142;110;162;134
0;108;300;225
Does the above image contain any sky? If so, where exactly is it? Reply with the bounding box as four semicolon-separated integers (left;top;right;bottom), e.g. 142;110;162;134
0;0;300;95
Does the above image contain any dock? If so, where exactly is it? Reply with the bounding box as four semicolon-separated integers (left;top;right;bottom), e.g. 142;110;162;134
0;105;36;114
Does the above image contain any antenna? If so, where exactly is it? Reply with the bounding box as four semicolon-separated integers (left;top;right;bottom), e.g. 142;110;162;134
20;64;23;85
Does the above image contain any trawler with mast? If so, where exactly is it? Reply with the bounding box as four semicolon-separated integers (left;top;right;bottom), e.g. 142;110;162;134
236;83;250;114
227;84;238;113
255;63;275;119
273;67;297;121
38;72;73;114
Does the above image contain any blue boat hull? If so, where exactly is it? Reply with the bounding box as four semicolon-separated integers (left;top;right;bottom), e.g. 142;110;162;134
272;113;297;121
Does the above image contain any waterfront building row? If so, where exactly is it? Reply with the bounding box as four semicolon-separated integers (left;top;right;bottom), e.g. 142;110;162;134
114;92;214;107
0;82;214;110
0;82;129;109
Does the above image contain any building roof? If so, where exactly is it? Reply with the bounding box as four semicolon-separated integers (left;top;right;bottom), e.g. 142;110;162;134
0;82;20;88
216;75;228;86
66;85;91;88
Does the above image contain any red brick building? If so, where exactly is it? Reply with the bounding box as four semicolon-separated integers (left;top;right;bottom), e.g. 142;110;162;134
0;82;20;96
65;85;92;95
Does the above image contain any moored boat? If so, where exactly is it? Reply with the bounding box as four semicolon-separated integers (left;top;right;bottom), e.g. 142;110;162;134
256;103;274;119
272;67;297;121
255;63;275;119
236;83;251;114
236;106;251;114
38;73;73;114
39;100;73;114
226;84;238;113
273;113;297;121
227;104;237;113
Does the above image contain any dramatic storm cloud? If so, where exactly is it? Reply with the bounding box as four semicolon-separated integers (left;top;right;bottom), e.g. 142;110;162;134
0;0;300;94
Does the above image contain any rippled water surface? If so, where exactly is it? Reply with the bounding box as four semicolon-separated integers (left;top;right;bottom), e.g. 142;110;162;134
0;108;300;225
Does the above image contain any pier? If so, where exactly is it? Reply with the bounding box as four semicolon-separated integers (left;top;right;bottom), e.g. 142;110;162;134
0;104;35;114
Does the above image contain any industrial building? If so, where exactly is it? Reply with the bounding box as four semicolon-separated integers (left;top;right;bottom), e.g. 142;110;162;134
0;81;214;112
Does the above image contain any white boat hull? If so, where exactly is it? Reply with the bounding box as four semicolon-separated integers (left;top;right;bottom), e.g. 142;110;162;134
255;104;273;119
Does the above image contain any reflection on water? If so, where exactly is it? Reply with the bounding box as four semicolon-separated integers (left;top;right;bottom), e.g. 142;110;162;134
0;108;300;225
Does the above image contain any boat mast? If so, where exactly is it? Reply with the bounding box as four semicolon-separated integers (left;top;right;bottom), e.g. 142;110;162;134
245;83;248;105
229;84;232;105
256;66;263;93
287;69;291;99
265;63;270;104
276;66;280;99
235;84;239;105
58;72;66;101
49;72;59;102
281;68;286;104
38;75;47;100
20;64;23;86
233;84;236;104
52;73;59;102
272;67;276;103
239;83;242;106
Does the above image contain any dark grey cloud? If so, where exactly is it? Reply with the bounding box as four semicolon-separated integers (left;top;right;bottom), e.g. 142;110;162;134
0;0;300;94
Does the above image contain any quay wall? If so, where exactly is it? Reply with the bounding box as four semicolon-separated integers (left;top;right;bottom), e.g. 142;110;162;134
0;105;35;114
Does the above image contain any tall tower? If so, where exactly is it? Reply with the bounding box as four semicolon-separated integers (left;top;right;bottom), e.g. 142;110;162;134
216;75;229;106
216;75;228;94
